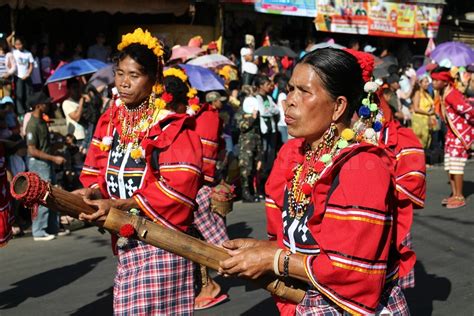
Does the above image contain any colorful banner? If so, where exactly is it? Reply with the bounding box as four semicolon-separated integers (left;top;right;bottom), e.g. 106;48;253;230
314;0;443;39
314;0;369;34
254;0;317;17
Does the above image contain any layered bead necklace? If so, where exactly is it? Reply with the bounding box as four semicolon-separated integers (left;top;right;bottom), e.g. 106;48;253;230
287;124;354;220
116;94;157;155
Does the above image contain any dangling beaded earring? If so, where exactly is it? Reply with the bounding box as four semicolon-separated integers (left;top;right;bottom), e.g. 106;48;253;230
325;122;337;147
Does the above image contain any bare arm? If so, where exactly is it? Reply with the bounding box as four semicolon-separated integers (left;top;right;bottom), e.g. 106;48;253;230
27;144;65;165
411;91;432;115
66;97;85;122
79;197;140;223
23;62;33;79
218;239;310;282
6;32;14;49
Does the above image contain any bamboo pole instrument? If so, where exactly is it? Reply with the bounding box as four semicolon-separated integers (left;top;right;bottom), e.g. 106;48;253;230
10;172;306;303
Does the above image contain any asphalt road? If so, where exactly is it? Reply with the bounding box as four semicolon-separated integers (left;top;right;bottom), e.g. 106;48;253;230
0;163;473;316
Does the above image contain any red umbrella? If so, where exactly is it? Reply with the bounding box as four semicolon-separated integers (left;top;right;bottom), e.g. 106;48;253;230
46;61;68;103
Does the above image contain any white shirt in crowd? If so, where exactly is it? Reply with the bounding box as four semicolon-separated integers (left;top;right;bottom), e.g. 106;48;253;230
12;49;34;78
242;61;258;75
277;92;287;127
242;96;259;114
0;52;16;77
256;94;279;134
62;99;85;140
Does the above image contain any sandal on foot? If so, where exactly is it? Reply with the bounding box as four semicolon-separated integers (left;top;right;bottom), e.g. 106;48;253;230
441;196;454;206
446;197;466;209
194;294;228;310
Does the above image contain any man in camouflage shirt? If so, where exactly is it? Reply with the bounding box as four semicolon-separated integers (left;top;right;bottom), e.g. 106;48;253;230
235;104;262;202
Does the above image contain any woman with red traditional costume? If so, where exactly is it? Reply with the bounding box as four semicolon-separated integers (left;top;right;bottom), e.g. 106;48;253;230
431;67;473;209
218;48;413;315
162;65;229;309
76;29;203;315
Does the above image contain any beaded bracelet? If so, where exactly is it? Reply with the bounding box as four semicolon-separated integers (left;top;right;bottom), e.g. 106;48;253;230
283;250;292;277
273;249;284;276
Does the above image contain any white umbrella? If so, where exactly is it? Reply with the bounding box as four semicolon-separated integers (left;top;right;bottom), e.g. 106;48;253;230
309;42;345;52
187;54;234;68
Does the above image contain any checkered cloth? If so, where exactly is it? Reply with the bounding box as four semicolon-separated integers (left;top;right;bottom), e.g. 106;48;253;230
114;240;194;315
399;233;415;289
296;283;409;315
194;185;229;246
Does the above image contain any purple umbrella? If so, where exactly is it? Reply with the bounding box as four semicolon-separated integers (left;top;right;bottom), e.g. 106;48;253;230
431;42;474;67
416;65;428;77
178;64;225;92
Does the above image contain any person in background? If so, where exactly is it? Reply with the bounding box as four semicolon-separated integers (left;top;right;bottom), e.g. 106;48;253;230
299;38;316;58
240;47;257;86
52;40;66;68
40;44;52;82
236;85;262;202
347;37;360;51
0;38;16;98
275;74;289;145
207;41;219;55
72;43;84;60
5;140;27;236
255;75;279;196
29;44;43;91
385;74;406;123
9;35;33;116
0;96;20;135
87;33;109;62
431;67;474;209
25;92;67;241
0;140;13;246
411;75;436;150
62;79;87;149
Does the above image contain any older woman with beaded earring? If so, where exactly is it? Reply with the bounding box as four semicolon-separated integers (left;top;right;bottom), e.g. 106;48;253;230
74;29;203;315
218;48;413;315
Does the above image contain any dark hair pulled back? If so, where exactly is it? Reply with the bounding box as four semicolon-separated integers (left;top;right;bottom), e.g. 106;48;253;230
253;75;271;88
298;48;364;119
114;43;162;83
163;68;190;112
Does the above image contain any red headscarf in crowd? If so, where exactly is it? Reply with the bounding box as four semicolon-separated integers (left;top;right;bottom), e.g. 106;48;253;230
430;71;453;83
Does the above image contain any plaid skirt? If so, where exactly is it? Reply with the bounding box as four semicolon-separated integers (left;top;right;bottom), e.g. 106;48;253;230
399;233;415;289
114;239;194;315
194;185;229;246
296;283;410;316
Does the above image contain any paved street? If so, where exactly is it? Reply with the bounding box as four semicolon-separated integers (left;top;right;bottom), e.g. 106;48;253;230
0;163;473;316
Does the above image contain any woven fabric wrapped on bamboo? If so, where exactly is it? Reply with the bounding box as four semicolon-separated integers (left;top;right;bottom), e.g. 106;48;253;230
210;181;235;217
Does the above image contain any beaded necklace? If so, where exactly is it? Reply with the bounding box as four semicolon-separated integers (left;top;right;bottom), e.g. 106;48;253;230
116;94;157;154
98;92;165;162
287;125;356;220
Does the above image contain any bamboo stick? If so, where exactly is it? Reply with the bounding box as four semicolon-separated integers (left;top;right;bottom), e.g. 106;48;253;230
11;172;306;303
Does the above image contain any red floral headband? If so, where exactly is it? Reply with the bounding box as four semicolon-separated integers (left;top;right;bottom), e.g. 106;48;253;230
344;48;375;83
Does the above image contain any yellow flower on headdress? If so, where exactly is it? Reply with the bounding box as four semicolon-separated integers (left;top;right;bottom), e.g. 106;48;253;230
163;68;188;82
187;87;198;99
118;28;163;58
154;98;166;110
153;83;163;95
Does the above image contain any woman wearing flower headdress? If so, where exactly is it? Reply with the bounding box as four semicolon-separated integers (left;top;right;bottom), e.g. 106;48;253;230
431;67;473;209
76;29;203;315
218;48;413;315
163;65;230;309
